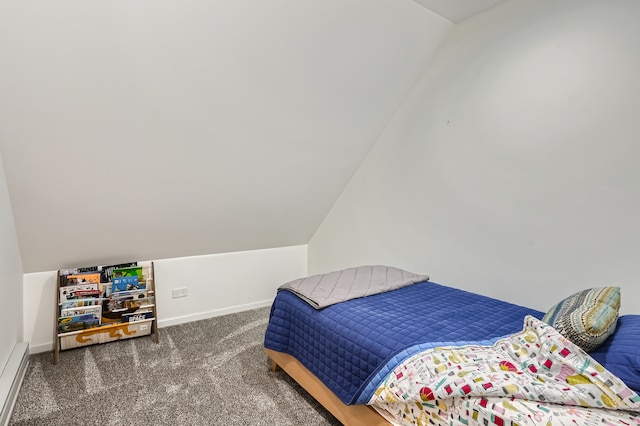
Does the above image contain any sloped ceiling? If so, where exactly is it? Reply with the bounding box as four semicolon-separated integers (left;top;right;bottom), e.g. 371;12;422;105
0;0;499;273
411;0;509;23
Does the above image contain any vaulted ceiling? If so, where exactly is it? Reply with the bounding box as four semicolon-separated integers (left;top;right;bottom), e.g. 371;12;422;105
411;0;508;23
0;0;506;273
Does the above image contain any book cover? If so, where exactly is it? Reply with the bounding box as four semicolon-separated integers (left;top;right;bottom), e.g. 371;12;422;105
124;296;154;310
112;266;143;279
101;282;113;298
59;266;99;276
60;270;101;287
57;321;84;333
121;310;153;323
71;289;102;299
112;276;141;293
64;272;101;286
100;262;138;283
59;283;99;302
58;312;101;333
108;291;150;311
83;318;100;329
108;288;146;299
60;304;102;318
60;298;100;310
108;295;133;312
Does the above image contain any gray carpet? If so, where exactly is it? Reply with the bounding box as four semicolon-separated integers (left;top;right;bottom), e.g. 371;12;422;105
9;306;342;425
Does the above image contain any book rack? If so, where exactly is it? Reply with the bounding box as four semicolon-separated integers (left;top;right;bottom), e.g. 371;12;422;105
53;261;159;364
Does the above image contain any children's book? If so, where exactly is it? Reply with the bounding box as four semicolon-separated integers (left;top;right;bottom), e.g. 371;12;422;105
58;311;101;333
121;310;153;323
112;266;143;279
112;276;141;292
60;298;100;310
109;289;146;298
60;271;101;287
65;272;100;285
101;282;113;298
60;304;102;318
59;283;100;302
108;290;150;311
59;266;99;276
100;262;138;283
108;295;133;312
124;296;154;310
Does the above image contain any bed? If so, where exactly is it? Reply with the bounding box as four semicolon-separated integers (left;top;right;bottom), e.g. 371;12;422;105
263;266;640;425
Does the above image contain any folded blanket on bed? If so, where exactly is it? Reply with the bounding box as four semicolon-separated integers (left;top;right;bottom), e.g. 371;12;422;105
278;265;429;309
369;316;640;426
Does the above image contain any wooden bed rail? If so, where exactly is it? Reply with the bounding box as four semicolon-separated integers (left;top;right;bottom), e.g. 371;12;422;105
265;348;391;426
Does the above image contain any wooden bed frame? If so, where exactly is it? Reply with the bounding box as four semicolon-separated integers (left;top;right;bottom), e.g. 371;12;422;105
265;348;391;426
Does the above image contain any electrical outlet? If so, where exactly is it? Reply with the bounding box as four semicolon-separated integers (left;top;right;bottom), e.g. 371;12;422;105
172;287;188;298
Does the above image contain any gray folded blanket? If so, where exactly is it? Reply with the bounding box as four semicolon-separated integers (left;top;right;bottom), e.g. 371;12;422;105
278;265;429;309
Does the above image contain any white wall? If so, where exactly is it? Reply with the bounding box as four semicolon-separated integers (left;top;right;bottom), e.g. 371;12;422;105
24;245;306;353
0;0;450;274
309;0;640;315
0;152;24;370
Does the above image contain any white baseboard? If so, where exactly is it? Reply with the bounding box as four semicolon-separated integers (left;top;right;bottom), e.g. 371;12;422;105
0;342;29;426
26;343;53;355
157;298;273;328
27;299;275;354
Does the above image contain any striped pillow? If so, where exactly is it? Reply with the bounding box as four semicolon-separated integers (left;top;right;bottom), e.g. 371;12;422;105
542;287;620;352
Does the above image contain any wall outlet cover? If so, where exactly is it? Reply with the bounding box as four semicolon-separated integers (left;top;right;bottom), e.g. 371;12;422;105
172;287;188;298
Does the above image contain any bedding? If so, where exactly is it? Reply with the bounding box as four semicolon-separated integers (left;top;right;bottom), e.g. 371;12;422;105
278;265;429;309
590;315;640;392
369;315;640;425
265;268;640;426
264;279;544;405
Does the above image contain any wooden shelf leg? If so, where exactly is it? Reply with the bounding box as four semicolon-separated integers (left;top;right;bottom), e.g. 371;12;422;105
53;270;61;365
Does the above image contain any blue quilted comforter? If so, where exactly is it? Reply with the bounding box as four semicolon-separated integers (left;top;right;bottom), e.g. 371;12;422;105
264;281;544;405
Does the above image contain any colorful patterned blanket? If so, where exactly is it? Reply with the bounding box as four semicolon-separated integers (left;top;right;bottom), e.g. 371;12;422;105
369;316;640;426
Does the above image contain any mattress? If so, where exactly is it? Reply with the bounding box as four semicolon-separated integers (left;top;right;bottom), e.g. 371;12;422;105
263;280;544;405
